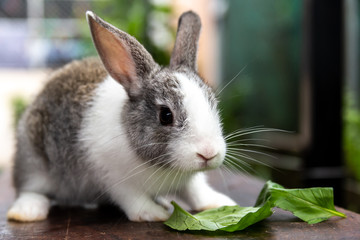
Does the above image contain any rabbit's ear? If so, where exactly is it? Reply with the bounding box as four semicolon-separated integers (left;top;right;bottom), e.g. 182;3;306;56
86;11;156;97
170;11;201;71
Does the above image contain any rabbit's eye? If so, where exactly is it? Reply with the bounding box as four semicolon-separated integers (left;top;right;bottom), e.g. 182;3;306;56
159;106;173;126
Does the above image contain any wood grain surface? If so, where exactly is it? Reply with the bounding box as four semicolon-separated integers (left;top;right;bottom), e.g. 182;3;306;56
1;169;359;240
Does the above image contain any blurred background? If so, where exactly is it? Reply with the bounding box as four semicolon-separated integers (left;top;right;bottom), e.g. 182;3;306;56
0;0;359;212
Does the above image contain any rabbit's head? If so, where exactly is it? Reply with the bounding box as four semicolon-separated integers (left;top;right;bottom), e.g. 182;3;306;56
87;11;226;172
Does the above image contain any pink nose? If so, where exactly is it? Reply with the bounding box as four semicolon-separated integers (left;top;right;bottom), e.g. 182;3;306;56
197;152;217;162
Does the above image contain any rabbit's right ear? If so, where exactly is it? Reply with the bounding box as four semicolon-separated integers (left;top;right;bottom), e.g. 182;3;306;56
86;11;156;97
170;11;201;71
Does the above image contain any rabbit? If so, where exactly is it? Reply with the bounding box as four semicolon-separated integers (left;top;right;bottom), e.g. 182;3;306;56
7;10;236;222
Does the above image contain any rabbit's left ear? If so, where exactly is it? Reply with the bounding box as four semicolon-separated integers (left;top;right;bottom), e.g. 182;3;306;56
86;11;157;97
170;11;202;71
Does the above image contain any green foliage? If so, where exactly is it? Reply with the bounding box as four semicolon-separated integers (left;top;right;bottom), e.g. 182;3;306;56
165;201;273;232
219;74;253;133
165;181;346;232
343;94;360;180
11;96;28;128
254;180;284;206
256;181;346;224
220;0;302;133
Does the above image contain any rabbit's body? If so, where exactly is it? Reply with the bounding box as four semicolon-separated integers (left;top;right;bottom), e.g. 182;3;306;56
13;58;107;205
7;11;236;222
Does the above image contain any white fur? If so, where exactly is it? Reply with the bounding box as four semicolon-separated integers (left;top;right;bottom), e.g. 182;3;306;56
7;192;50;222
79;74;234;221
182;173;236;210
171;72;226;171
79;76;181;221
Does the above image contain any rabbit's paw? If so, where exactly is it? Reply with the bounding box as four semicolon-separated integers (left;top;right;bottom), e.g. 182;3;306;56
7;192;50;222
193;192;237;211
126;201;170;222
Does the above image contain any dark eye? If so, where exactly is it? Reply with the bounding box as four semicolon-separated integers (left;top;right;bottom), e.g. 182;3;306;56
159;106;173;126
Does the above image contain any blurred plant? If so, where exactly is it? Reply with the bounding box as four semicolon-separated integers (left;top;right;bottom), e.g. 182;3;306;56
220;0;301;133
343;93;360;181
219;73;253;134
11;96;28;128
80;0;174;65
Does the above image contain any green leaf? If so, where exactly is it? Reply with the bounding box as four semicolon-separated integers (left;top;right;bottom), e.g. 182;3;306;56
165;180;347;232
164;201;209;231
164;201;273;232
219;201;273;232
257;181;346;224
255;180;284;207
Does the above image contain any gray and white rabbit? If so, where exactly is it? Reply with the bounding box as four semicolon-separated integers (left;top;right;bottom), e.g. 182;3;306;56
7;10;236;222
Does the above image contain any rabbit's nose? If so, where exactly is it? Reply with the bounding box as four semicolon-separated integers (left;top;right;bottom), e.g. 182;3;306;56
196;139;219;162
196;149;217;162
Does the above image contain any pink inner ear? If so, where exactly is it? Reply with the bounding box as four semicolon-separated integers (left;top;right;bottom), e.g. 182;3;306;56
89;16;138;91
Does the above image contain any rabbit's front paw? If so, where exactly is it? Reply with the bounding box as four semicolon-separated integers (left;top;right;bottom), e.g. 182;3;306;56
7;192;50;222
193;192;237;211
126;201;170;222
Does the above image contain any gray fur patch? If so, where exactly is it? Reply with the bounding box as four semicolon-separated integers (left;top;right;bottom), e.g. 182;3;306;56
122;68;189;165
13;58;109;203
122;67;219;167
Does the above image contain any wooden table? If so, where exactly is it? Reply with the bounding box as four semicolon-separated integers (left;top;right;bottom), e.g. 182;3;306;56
1;168;359;240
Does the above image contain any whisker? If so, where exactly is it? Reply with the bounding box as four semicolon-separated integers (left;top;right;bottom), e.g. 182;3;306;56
135;161;176;212
217;65;247;96
225;154;252;169
226;138;270;144
224;152;270;178
220;165;237;177
224;125;265;139
165;167;182;198
227;147;277;159
112;157;180;218
174;166;188;201
223;157;253;176
226;143;275;150
93;153;172;201
154;165;178;201
225;127;290;141
217;168;227;187
136;160;178;214
142;157;177;186
118;153;172;182
226;150;277;171
227;150;268;165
